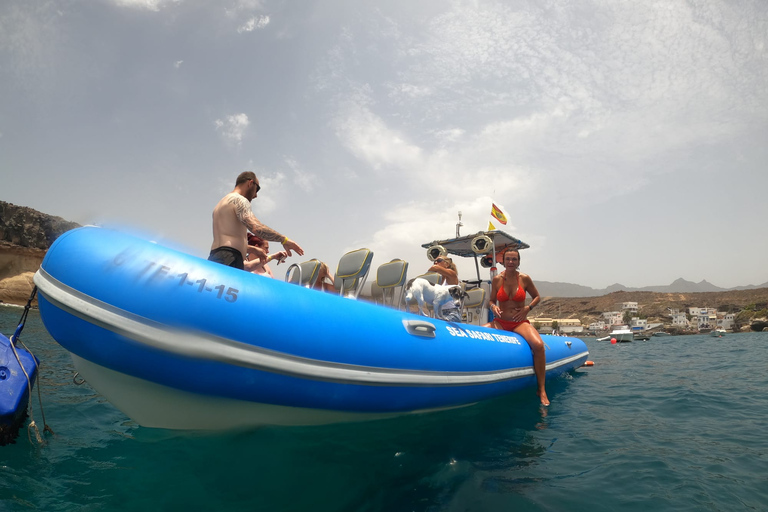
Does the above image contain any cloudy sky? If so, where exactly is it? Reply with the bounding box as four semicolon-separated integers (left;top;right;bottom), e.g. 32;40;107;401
2;0;766;289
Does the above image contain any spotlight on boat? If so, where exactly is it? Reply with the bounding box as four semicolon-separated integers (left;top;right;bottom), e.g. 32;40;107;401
470;234;493;254
426;245;447;261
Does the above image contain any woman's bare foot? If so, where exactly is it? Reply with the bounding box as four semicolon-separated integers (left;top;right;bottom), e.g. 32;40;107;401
538;390;550;406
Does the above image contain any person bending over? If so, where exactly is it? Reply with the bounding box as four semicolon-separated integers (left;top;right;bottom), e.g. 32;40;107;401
245;234;288;278
428;256;459;285
484;249;549;406
209;171;303;269
312;261;337;293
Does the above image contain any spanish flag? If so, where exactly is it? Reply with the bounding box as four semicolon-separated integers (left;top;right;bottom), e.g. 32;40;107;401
490;203;508;225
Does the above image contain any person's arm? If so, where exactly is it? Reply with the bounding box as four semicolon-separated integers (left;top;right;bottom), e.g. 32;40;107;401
267;251;289;265
246;244;268;261
231;195;305;257
488;275;502;318
522;274;540;317
428;264;458;283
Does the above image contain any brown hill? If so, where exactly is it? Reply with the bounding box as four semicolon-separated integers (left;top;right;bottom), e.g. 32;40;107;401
0;201;81;306
534;289;768;331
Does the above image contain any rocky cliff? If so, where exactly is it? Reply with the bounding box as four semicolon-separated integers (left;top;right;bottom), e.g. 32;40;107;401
0;201;80;306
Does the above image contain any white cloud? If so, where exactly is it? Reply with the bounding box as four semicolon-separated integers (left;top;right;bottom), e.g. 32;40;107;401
332;102;422;172
237;15;269;33
250;171;284;216
283;157;318;193
112;0;179;12
174;60;183;69
214;113;250;147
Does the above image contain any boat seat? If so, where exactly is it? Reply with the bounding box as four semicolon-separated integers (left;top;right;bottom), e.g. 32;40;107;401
414;272;442;286
370;281;385;305
284;259;322;288
375;259;409;310
333;248;374;299
461;287;486;324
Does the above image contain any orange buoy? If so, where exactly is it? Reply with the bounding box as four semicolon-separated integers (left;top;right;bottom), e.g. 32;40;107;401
610;338;617;344
582;360;595;367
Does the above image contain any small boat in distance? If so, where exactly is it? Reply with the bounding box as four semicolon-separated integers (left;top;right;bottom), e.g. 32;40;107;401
710;329;727;338
596;326;633;342
653;331;671;337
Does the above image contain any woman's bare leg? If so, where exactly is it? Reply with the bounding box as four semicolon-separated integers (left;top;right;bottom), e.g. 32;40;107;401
515;323;550;406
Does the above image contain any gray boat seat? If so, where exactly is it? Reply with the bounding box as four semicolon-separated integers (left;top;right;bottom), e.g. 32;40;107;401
370;281;385;305
333;248;374;299
462;287;486;324
375;259;409;309
413;272;441;286
285;259;322;288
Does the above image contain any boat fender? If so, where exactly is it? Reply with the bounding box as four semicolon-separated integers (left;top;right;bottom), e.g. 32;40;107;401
582;360;595;367
470;235;493;254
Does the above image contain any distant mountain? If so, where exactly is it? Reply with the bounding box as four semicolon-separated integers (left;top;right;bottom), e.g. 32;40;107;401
536;278;768;298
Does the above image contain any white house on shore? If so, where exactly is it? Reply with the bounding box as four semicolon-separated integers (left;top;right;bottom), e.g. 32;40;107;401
602;311;623;326
617;302;639;314
717;313;735;331
531;317;584;334
630;317;648;331
669;308;689;328
588;320;607;331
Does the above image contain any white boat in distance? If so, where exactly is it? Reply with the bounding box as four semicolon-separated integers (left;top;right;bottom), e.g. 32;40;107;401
597;327;633;343
710;329;727;338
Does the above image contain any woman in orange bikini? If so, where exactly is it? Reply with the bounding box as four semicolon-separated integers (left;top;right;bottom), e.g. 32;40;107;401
485;249;549;406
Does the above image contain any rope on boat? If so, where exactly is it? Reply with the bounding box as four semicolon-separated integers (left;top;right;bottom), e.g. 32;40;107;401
9;286;54;445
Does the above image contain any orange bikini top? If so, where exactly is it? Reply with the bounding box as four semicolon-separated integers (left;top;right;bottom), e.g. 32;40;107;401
497;274;526;302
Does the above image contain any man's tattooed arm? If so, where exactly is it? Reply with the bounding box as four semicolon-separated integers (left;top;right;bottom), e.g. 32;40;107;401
230;195;285;242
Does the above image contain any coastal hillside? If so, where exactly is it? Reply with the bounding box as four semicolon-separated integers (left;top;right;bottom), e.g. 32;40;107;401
534;277;768;297
534;289;768;331
0;201;80;306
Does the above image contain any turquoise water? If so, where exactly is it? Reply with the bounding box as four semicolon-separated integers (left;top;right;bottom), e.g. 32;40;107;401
1;306;767;511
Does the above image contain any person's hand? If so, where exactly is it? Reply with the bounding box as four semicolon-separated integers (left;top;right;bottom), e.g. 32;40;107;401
282;238;304;257
510;306;529;322
248;245;268;263
271;251;289;265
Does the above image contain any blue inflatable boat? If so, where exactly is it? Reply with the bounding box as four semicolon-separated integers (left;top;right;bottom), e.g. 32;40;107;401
33;227;589;430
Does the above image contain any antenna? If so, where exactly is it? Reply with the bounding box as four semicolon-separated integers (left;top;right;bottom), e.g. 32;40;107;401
456;211;463;237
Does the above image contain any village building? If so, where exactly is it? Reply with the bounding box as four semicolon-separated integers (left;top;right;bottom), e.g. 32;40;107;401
602;311;623;326
531;317;584;335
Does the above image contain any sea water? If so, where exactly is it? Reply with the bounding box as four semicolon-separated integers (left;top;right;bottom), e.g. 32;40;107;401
1;306;767;511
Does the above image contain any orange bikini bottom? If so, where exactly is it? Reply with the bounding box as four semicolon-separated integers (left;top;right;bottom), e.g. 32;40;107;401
494;318;530;331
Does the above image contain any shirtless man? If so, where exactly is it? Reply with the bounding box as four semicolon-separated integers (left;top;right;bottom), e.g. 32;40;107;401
209;171;304;269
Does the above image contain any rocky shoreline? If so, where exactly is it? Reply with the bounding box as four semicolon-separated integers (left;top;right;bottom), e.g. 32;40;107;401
0;201;80;306
533;289;768;333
